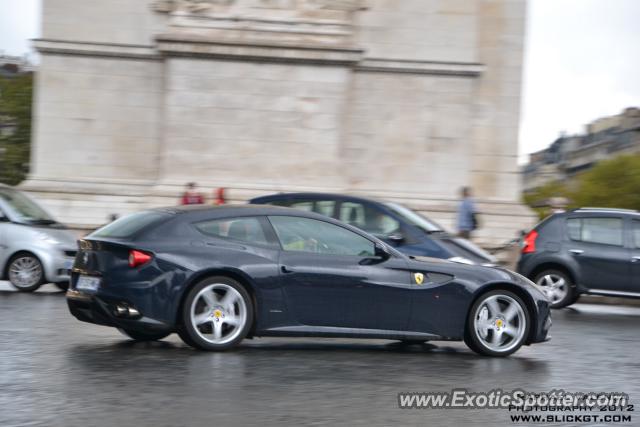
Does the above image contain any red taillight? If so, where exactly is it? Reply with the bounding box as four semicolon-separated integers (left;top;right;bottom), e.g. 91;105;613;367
522;230;538;254
128;250;152;268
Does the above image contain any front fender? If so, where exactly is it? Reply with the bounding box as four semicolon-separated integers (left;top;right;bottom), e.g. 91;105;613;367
470;277;551;344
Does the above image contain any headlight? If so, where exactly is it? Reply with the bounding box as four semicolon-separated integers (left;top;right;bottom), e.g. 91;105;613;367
448;256;475;265
36;232;60;245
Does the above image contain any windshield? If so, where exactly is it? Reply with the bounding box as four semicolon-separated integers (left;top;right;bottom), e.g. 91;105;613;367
384;202;445;233
0;188;57;224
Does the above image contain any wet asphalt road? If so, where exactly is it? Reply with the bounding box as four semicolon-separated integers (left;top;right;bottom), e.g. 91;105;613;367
1;282;639;427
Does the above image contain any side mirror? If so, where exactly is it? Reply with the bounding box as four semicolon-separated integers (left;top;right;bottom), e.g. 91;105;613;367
387;232;405;243
360;243;391;265
374;243;391;260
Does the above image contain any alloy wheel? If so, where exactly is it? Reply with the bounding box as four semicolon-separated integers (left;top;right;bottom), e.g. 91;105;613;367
9;256;43;290
473;294;527;353
536;273;568;305
190;283;247;345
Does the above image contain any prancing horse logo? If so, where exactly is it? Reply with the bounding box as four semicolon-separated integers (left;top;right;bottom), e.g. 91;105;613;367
413;272;424;285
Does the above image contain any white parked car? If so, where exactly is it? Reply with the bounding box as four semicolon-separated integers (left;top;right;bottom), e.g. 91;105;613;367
0;184;77;291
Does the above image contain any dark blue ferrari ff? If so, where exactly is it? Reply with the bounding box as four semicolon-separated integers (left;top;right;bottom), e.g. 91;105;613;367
67;205;551;357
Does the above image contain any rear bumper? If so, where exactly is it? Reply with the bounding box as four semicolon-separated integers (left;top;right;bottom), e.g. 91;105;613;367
66;290;172;334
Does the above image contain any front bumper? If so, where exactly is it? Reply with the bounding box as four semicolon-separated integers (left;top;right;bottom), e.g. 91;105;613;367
66;290;172;334
41;248;75;283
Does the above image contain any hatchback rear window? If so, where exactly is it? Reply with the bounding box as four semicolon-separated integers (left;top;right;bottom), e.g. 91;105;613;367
90;211;169;238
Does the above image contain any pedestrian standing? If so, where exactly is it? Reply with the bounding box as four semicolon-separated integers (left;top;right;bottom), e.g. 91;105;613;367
457;186;478;239
180;182;204;205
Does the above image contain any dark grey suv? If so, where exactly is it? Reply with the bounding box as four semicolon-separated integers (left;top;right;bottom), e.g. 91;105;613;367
517;208;640;308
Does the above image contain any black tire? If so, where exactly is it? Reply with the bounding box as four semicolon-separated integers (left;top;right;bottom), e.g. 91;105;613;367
118;328;171;342
532;269;576;309
178;276;253;351
7;253;44;292
464;290;530;357
54;281;69;291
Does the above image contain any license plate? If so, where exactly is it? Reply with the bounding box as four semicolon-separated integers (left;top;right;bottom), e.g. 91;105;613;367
76;275;101;292
64;259;74;270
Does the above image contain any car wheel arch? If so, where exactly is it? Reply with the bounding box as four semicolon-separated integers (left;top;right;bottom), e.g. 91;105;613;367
529;262;578;289
468;282;538;345
175;268;259;336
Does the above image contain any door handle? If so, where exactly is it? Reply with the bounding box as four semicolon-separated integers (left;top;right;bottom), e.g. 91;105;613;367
569;249;584;255
281;265;295;274
631;256;640;263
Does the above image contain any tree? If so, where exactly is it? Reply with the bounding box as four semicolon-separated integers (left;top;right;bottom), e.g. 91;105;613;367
523;154;640;218
0;72;33;185
572;154;640;210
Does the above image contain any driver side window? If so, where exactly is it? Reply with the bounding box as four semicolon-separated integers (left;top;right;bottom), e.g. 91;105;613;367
268;216;375;257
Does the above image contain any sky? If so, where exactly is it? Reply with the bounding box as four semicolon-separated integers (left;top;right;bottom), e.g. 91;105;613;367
0;0;639;162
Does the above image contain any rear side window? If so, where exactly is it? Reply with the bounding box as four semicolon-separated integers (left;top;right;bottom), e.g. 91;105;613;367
195;217;269;245
285;199;336;218
290;201;314;212
260;199;290;207
91;211;169;238
632;220;640;249
566;217;623;246
339;202;400;236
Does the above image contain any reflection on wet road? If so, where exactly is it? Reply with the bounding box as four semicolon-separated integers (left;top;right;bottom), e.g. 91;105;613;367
1;282;638;426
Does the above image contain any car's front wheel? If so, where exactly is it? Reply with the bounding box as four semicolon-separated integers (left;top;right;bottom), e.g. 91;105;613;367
178;276;253;351
533;269;575;309
465;290;530;357
7;253;44;292
118;328;171;342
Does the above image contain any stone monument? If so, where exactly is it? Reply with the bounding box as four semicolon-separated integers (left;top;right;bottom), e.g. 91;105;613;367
25;0;534;245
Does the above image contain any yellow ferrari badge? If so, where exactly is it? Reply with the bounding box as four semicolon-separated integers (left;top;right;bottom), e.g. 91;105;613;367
414;273;424;285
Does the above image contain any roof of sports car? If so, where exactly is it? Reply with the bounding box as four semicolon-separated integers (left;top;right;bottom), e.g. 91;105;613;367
155;204;320;217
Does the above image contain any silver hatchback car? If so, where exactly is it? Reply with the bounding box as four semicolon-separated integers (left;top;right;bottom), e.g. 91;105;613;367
0;185;77;292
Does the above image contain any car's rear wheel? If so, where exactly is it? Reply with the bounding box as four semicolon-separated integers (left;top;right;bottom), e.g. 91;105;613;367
464;290;530;357
533;269;575;309
178;276;253;351
118;328;171;342
7;253;44;292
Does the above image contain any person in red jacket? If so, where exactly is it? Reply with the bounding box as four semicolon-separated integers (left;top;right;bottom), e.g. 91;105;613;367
180;182;204;205
214;187;226;205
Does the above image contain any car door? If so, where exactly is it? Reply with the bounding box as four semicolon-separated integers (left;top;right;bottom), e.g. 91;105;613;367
267;215;412;331
565;216;630;292
629;219;640;294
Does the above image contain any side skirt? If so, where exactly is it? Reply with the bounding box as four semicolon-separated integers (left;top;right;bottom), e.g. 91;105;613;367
257;325;455;341
587;289;640;299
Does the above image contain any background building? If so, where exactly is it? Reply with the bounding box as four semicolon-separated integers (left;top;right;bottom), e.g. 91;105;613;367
23;0;533;245
523;107;640;192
